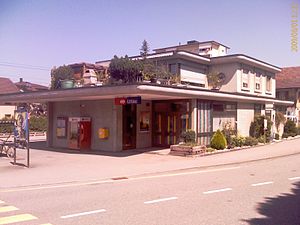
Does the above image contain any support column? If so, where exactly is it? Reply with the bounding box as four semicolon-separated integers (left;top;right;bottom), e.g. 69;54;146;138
46;102;53;147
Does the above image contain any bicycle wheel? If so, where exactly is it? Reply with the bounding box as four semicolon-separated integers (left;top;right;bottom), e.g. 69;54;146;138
6;147;15;159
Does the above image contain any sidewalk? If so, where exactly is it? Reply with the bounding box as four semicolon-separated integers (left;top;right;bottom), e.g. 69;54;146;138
1;137;300;189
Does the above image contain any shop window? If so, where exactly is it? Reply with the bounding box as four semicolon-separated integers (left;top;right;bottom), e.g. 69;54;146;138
168;64;177;75
254;104;261;116
56;117;67;138
225;103;236;111
140;111;150;132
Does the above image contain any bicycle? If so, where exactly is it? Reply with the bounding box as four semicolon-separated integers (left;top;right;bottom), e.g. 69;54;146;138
0;133;15;159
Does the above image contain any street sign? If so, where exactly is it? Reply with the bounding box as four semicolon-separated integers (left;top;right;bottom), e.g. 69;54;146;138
115;96;141;105
115;97;127;105
126;96;141;104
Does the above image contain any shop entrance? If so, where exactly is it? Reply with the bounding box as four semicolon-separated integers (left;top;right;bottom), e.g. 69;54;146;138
153;101;190;147
122;104;137;150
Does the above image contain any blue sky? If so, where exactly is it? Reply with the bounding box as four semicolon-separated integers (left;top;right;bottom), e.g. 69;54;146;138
0;0;299;86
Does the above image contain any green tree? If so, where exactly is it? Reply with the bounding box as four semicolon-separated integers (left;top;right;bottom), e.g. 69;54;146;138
51;65;74;89
210;129;227;150
249;115;272;142
108;55;143;83
140;39;150;58
207;71;225;89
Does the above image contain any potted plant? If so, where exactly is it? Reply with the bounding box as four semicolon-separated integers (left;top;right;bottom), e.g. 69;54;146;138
207;72;225;90
51;65;75;89
170;130;206;156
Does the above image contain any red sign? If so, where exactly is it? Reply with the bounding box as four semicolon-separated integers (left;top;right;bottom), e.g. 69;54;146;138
115;98;127;105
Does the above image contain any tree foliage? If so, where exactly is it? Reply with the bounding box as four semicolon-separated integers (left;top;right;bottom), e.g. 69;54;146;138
207;71;225;89
140;39;150;58
51;65;74;89
249;115;272;142
108;55;142;83
29;115;48;132
275;111;285;131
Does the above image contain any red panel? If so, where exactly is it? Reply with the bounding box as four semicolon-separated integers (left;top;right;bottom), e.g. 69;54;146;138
79;121;91;150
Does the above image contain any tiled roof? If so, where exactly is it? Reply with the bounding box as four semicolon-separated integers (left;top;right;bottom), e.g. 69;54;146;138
276;66;300;89
15;81;48;92
0;77;19;94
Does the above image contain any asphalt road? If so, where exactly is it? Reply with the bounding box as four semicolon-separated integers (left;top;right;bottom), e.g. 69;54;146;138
1;152;300;225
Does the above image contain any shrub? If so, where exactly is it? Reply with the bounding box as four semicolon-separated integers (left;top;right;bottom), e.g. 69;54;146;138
210;129;227;150
244;136;259;146
275;133;280;140
29;116;48;132
282;133;289;139
221;122;236;149
297;127;300;135
180;130;196;143
257;136;266;143
231;136;245;147
249;115;272;142
284;120;297;136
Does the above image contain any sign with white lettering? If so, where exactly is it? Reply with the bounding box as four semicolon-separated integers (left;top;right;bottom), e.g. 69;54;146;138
115;96;141;105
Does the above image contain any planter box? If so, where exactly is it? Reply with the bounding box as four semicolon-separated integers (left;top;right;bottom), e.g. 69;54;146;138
170;144;206;156
61;80;74;89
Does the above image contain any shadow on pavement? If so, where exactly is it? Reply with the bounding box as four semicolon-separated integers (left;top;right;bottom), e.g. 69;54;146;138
29;141;168;157
244;181;300;225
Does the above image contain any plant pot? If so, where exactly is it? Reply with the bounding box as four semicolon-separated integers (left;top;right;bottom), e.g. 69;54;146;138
61;80;74;89
150;78;157;83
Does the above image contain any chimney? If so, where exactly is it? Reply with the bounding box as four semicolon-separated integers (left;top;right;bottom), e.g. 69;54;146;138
19;78;23;82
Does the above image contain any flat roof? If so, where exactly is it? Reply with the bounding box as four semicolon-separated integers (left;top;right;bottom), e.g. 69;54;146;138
0;83;292;106
153;40;231;52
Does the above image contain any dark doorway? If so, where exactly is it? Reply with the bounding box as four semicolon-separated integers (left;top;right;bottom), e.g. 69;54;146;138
122;104;137;150
153;101;190;147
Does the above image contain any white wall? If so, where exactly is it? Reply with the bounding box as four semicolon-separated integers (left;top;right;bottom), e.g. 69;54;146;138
0;106;15;119
237;102;254;136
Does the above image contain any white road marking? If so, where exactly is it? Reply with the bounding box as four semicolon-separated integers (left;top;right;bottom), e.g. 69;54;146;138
251;181;273;187
0;206;19;213
144;197;178;204
61;209;106;219
203;188;232;194
288;176;300;181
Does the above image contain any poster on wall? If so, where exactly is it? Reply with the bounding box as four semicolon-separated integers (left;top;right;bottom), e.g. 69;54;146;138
140;111;150;132
14;108;29;142
56;117;67;138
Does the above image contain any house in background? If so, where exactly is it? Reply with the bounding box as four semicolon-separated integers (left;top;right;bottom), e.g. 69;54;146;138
0;77;19;119
15;78;48;92
276;66;300;124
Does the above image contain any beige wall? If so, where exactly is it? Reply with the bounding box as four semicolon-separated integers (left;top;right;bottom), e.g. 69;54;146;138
237;102;254;136
51;99;122;151
210;63;239;92
0;106;15;119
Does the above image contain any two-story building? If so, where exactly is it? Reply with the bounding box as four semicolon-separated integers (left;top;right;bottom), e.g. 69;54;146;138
0;40;293;152
276;66;300;124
